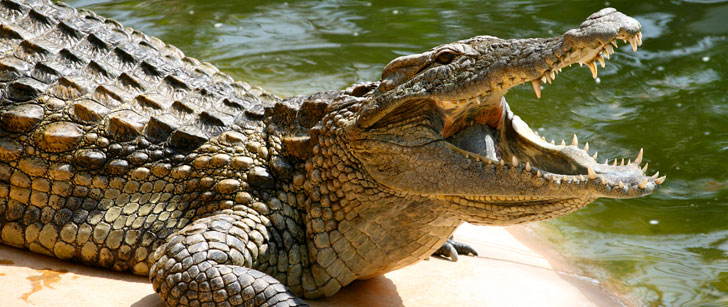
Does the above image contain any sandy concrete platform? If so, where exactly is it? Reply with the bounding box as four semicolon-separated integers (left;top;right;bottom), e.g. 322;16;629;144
0;224;620;306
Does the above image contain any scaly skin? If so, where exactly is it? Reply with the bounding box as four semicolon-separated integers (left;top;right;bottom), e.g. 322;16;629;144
0;1;662;306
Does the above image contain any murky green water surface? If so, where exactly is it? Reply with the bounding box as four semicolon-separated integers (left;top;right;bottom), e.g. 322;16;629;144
66;0;728;305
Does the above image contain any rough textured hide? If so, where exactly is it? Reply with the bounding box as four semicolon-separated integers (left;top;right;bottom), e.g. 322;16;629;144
0;1;661;306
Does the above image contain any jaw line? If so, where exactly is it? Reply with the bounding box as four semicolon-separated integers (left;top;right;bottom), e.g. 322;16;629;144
443;98;662;198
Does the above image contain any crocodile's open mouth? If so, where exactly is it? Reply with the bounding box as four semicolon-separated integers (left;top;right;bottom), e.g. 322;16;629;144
357;9;663;200
442;33;664;196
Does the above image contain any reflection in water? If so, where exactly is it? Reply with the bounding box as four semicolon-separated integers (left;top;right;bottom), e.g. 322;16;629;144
62;0;728;305
21;268;69;302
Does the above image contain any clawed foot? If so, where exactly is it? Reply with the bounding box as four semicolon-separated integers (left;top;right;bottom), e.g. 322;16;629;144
431;237;478;262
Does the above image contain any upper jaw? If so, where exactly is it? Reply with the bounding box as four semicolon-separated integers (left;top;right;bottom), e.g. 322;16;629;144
358;8;642;130
435;8;643;104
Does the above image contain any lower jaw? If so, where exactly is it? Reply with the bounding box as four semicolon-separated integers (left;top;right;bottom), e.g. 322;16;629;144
457;197;597;225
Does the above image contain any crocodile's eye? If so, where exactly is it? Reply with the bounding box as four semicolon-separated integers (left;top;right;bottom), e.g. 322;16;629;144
435;51;456;65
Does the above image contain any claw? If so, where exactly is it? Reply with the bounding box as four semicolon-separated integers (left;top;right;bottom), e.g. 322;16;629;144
655;175;666;184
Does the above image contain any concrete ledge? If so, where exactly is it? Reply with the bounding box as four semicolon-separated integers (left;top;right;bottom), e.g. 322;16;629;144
0;224;618;306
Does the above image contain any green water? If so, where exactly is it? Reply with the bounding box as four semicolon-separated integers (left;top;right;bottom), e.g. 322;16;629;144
66;0;728;305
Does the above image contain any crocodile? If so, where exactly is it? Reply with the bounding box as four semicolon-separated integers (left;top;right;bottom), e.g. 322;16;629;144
0;1;663;306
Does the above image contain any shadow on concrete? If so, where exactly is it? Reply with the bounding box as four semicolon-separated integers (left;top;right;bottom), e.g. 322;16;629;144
132;293;165;307
309;275;404;307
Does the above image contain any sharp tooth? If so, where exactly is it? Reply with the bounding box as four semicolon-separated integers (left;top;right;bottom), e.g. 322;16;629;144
475;96;481;105
642;163;649;172
605;45;613;57
612;159;617;166
638;178;648;189
512;156;519;167
620;158;625;166
531;79;542;99
587;61;598;78
541;136;547;141
628;159;631;165
541;76;547;83
584;142;589;152
597;53;605;68
571;134;578;146
592;152;598;160
561;139;566;146
525;161;531;172
637;32;643;46
550;70;556;80
651;171;660;179
618;181;625;189
611;40;619;48
550;140;555;145
655;175;666;184
579;174;586;181
587;167;597;180
634;148;643;165
600;176;607;185
536;170;542;177
604;158;609;165
630;37;638;52
500;159;505;166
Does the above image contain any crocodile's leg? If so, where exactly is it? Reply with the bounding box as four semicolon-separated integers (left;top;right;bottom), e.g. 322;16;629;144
150;212;307;306
432;237;478;262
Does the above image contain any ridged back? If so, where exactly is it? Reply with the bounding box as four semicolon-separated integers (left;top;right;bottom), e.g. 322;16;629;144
0;0;279;170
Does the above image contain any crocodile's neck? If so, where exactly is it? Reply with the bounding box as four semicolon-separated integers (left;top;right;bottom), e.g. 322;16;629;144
264;89;461;292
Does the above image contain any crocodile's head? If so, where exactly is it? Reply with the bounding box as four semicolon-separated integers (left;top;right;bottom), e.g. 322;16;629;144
335;8;663;225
